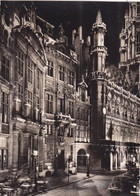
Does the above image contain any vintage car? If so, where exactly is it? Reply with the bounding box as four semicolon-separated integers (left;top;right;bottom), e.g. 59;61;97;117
108;175;132;193
108;167;140;194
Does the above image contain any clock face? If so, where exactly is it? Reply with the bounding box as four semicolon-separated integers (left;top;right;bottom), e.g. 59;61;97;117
103;107;106;115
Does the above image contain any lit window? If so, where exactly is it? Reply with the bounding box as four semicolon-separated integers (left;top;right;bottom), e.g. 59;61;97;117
1;56;9;81
17;51;24;76
47;60;53;77
68;70;74;85
59;65;64;81
46;125;53;135
46;94;53;114
2;92;9;124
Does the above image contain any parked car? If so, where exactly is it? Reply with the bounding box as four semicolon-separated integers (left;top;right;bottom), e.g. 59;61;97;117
108;167;140;194
108;175;132;193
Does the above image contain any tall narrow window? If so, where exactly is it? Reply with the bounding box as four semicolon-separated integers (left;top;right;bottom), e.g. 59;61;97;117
37;68;41;89
137;3;140;15
67;128;73;137
59;65;64;81
70;145;73;161
17;83;23;100
37;96;39;110
68;101;74;118
28;60;33;83
0;149;8;170
28;91;32;106
2;92;9;124
58;126;64;136
136;32;140;54
17;51;24;76
68;70;74;85
77;108;80;120
46;94;53;114
46;125;53;135
47;60;53;77
58;98;65;114
81;91;85;102
1;56;9;81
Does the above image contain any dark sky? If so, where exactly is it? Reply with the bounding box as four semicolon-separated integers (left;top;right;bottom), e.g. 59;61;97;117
35;1;128;66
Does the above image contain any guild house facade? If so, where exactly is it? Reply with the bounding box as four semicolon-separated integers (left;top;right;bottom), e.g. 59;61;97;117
0;1;139;180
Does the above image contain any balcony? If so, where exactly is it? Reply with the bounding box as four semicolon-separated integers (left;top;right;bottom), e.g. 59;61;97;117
91;71;107;80
55;112;71;125
2;124;9;134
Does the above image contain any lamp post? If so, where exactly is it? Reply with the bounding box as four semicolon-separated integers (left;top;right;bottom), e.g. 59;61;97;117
33;150;38;192
86;153;90;177
68;156;71;183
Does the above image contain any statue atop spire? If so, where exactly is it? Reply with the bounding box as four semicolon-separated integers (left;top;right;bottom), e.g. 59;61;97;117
96;10;102;25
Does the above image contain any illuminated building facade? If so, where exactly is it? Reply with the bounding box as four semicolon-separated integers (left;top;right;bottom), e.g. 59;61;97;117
0;2;139;180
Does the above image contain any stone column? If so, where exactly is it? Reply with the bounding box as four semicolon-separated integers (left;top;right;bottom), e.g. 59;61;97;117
110;152;113;171
12;130;19;174
115;153;117;170
38;134;44;171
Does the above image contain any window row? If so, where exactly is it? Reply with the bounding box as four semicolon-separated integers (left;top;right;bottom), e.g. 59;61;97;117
1;53;74;86
46;60;75;85
46;93;74;118
1;52;42;88
58;127;74;137
77;108;89;121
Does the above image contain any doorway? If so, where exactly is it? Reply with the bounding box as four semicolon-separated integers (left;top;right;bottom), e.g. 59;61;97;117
58;150;65;169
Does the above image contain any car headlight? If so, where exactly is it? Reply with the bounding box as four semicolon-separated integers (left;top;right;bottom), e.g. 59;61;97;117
133;185;136;188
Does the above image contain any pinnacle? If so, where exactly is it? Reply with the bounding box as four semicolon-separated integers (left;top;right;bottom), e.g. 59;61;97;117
96;10;102;25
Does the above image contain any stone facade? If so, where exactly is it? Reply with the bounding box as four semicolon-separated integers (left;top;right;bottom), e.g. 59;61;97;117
0;1;139;180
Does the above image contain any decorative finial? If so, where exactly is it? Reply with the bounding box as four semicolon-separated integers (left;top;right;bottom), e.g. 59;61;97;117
96;10;102;24
59;23;65;36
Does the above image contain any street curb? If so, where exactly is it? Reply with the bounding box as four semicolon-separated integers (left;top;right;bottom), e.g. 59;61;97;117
29;175;94;196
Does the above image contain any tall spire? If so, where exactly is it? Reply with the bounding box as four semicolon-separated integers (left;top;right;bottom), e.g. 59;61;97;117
96;10;102;25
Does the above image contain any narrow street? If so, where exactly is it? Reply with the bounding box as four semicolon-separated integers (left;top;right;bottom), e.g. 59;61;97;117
36;175;136;196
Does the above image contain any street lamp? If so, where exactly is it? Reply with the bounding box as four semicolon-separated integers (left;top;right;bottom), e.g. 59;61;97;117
86;153;90;177
32;150;38;192
67;156;71;183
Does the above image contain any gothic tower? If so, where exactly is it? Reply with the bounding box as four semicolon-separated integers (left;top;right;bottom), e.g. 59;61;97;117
119;2;140;96
89;10;108;147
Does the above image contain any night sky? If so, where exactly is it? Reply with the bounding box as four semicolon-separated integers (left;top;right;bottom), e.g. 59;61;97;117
35;1;128;66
